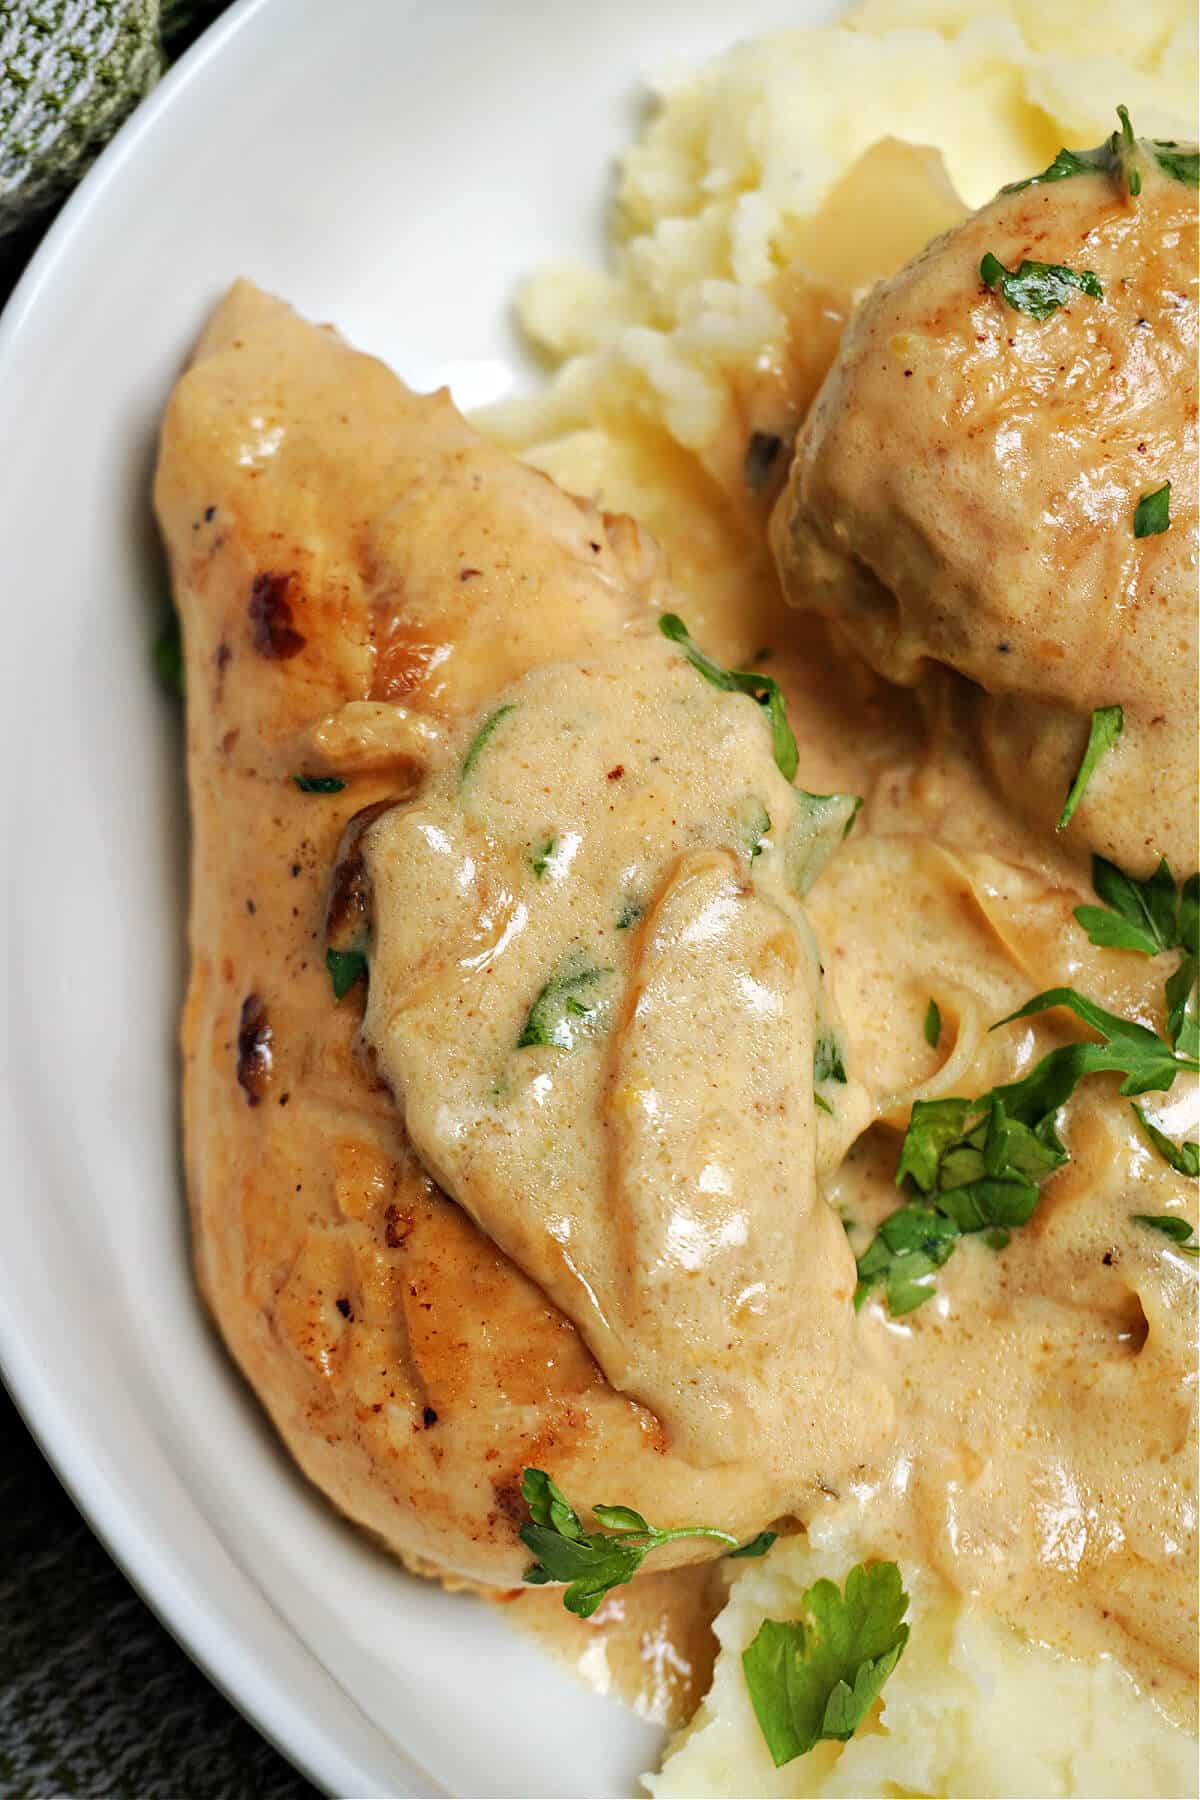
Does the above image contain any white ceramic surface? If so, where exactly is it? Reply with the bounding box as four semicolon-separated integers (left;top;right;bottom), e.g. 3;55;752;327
0;1;838;1793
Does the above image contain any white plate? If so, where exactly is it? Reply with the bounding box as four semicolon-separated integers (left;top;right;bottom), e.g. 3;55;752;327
0;1;835;1793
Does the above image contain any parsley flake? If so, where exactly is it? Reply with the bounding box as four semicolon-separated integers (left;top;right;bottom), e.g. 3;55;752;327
461;702;518;782
325;947;367;1000
659;613;798;782
293;775;346;793
518;958;613;1050
855;985;1197;1313
1003;108;1194;200
154;612;184;697
1131;1211;1199;1253
742;1561;910;1768
980;252;1102;321
1056;704;1123;830
530;837;557;878
923;999;942;1049
1151;141;1199;187
1133;483;1171;538
1130;1108;1199;1180
519;1468;773;1617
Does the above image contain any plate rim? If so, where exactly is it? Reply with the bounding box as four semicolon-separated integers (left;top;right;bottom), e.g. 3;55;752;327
0;3;431;1793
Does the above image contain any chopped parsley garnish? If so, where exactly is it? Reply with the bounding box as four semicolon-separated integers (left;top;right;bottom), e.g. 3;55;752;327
615;899;644;931
1056;704;1123;830
736;798;772;861
461;702;518;782
789;791;863;898
1112;103;1141;198
1130;1108;1199;1180
325;947;367;1000
659;613;799;782
293;775;346;793
1133;482;1171;538
1003;106;1185;200
154;612;184;697
658;616;861;891
1073;856;1193;957
517;958;613;1050
1003;144;1115;192
814;1033;847;1087
1132;1211;1199;1252
1151;141;1199;187
530;837;557;878
855;986;1198;1314
923;999;942;1049
980;252;1103;321
1072;856;1198;1063
742;1561;910;1768
519;1468;774;1618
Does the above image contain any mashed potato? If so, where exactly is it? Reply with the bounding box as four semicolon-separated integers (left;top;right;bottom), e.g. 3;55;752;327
487;5;1200;1796
645;1515;1199;1800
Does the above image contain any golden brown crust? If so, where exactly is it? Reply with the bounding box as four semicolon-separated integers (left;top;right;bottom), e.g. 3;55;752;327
156;283;782;1586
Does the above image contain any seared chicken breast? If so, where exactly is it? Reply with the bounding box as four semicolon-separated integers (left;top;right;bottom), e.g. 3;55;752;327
771;146;1198;874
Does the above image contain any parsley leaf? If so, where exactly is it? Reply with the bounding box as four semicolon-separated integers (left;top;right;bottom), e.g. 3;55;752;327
736;798;772;862
659;615;862;891
1113;103;1142;198
980;252;1102;321
325;947;368;1000
1003;107;1178;200
994;986;1197;1098
659;613;799;781
1056;704;1123;830
742;1562;910;1767
530;837;557;878
517;958;613;1050
923;999;942;1048
855;984;1197;1313
789;791;863;898
1130;1108;1199;1180
1004;145;1113;192
461;702;518;782
1131;1212;1199;1253
1134;483;1171;538
814;1033;847;1087
154;612;184;697
1074;855;1183;955
1151;140;1199;187
293;775;346;793
519;1468;766;1617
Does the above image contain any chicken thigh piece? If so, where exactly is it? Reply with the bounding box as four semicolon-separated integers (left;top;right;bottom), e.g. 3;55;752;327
155;282;889;1590
771;140;1198;875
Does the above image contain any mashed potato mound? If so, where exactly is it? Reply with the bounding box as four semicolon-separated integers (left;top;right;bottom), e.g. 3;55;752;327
645;1516;1198;1800
490;0;1196;482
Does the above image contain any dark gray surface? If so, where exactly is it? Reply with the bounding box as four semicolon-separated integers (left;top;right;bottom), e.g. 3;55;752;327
1;1386;321;1799
1;7;322;1797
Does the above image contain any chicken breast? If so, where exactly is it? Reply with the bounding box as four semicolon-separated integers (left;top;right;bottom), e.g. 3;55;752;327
153;281;889;1588
771;142;1199;875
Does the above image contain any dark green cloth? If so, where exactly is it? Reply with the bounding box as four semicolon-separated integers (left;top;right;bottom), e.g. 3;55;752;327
1;1387;320;1799
2;8;322;1795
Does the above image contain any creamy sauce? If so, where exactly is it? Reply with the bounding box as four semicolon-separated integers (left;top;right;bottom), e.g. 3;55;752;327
158;263;1197;1759
502;1561;729;1728
361;636;889;1477
355;425;1197;1724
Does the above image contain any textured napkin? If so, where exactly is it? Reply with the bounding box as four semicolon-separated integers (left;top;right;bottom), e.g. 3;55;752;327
1;1387;320;1799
